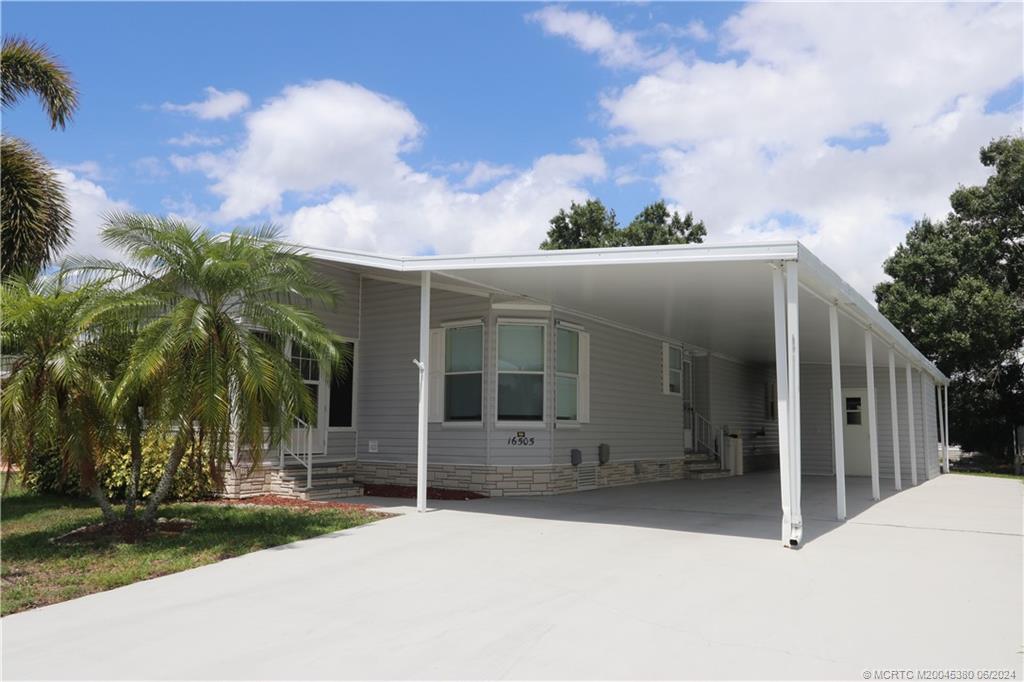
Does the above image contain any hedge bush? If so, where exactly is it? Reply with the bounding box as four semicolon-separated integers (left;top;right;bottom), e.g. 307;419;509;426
20;432;219;501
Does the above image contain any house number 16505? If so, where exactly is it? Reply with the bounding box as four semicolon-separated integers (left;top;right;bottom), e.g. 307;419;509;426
507;432;535;447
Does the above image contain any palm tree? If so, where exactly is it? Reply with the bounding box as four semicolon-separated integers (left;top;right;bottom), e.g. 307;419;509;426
1;37;79;279
80;214;348;524
0;274;120;521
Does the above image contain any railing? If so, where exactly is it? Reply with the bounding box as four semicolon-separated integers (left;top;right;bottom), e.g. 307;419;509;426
694;412;720;464
279;417;313;489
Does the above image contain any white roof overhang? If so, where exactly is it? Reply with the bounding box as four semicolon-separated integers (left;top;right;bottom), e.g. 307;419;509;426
295;240;946;384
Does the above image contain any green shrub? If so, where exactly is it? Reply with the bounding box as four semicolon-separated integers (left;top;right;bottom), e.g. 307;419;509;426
21;432;219;501
100;431;219;502
20;448;83;496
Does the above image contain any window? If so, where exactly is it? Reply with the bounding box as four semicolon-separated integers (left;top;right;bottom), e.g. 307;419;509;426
846;396;863;425
328;342;355;428
556;327;579;421
290;342;320;426
444;325;482;421
765;381;778;419
664;344;683;395
497;323;545;421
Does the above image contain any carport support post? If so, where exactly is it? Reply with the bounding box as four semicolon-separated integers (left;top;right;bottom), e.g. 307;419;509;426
905;365;918;486
416;271;431;512
888;349;902;491
828;304;846;520
772;263;801;548
864;331;881;501
785;264;803;546
942;384;950;473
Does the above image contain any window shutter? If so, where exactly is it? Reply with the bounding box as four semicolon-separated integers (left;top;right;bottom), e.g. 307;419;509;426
662;342;671;394
428;329;444;423
578;331;590;424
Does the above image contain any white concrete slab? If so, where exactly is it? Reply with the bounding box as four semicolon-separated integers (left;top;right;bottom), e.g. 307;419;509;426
3;472;1021;680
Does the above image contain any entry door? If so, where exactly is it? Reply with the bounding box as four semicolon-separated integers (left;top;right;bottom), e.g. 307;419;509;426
682;355;694;450
289;341;326;453
842;389;871;476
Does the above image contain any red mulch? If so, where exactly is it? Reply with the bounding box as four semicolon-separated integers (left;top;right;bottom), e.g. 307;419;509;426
213;494;377;512
361;483;487;501
52;518;196;544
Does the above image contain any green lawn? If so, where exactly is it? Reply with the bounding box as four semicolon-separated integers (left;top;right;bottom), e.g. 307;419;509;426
0;478;382;616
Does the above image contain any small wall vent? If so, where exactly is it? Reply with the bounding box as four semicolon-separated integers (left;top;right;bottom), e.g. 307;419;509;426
577;464;598;490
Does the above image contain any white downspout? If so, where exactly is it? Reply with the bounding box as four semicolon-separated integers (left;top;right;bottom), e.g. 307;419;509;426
828;303;846;520
888;349;902;491
415;271;431;512
864;331;881;501
905;365;918;486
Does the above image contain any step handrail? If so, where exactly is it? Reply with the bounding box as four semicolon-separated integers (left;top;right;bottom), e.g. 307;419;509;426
279;416;313;489
694;411;720;463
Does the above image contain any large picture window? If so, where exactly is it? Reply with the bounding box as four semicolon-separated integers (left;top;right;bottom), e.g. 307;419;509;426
444;325;483;421
556;327;579;421
328;342;355;428
497;323;545;421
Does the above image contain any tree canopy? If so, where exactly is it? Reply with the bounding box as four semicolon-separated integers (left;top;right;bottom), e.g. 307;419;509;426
540;199;707;250
875;135;1024;459
0;37;78;279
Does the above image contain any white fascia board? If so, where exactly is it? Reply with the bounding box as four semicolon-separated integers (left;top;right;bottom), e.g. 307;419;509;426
400;241;799;271
796;244;948;384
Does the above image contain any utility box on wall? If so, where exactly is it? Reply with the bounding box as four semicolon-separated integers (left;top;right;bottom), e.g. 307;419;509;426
726;436;744;476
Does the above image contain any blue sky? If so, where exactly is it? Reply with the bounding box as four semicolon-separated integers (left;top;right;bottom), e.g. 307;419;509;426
3;2;1022;296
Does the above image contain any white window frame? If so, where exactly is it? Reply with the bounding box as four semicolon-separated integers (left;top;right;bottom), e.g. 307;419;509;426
495;318;548;428
663;343;684;396
441;321;484;426
555;321;590;426
326;338;358;433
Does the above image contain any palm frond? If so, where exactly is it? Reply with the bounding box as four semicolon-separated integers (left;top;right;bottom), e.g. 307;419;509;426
1;36;78;129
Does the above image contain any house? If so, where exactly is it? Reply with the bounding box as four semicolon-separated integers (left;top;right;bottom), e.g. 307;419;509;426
222;240;952;548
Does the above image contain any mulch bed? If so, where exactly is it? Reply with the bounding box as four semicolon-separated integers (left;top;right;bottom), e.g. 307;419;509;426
212;494;377;512
361;483;487;501
52;517;196;544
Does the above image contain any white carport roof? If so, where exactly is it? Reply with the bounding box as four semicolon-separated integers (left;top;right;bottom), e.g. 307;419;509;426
299;240;947;384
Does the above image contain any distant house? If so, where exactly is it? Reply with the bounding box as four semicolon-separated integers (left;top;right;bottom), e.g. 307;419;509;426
223;241;951;548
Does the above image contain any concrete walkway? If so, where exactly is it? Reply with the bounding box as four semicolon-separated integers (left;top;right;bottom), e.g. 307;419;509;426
3;473;1021;680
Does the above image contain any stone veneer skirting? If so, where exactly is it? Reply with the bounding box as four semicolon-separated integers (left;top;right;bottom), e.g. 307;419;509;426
222;457;690;498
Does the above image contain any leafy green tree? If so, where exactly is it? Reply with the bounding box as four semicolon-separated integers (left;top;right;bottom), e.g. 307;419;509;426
875;136;1024;460
620;201;707;246
541;199;707;249
0;274;121;520
1;37;78;279
3;215;350;528
540;199;621;249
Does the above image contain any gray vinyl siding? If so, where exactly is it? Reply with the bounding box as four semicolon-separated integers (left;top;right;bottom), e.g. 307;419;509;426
800;364;941;483
922;375;941;479
312;262;361;460
707;356;779;471
356;278;491;465
693;355;710;420
551;314;684;466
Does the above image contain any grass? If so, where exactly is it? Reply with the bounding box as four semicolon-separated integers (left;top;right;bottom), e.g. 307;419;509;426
0;476;382;616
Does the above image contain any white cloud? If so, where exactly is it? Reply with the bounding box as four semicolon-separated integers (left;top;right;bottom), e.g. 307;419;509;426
460;161;516;189
162;86;250;120
53;169;132;261
527;6;671;69
60;160;104;181
173;79;606;254
167;132;225;147
538;2;1023;298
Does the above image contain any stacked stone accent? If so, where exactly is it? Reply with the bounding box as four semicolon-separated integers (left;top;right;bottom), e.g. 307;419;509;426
222;457;700;499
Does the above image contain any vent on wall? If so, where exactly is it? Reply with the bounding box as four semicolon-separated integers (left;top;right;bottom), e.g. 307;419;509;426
577;465;597;490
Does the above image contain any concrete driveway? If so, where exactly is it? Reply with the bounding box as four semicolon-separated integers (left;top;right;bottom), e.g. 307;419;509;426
3;472;1022;680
